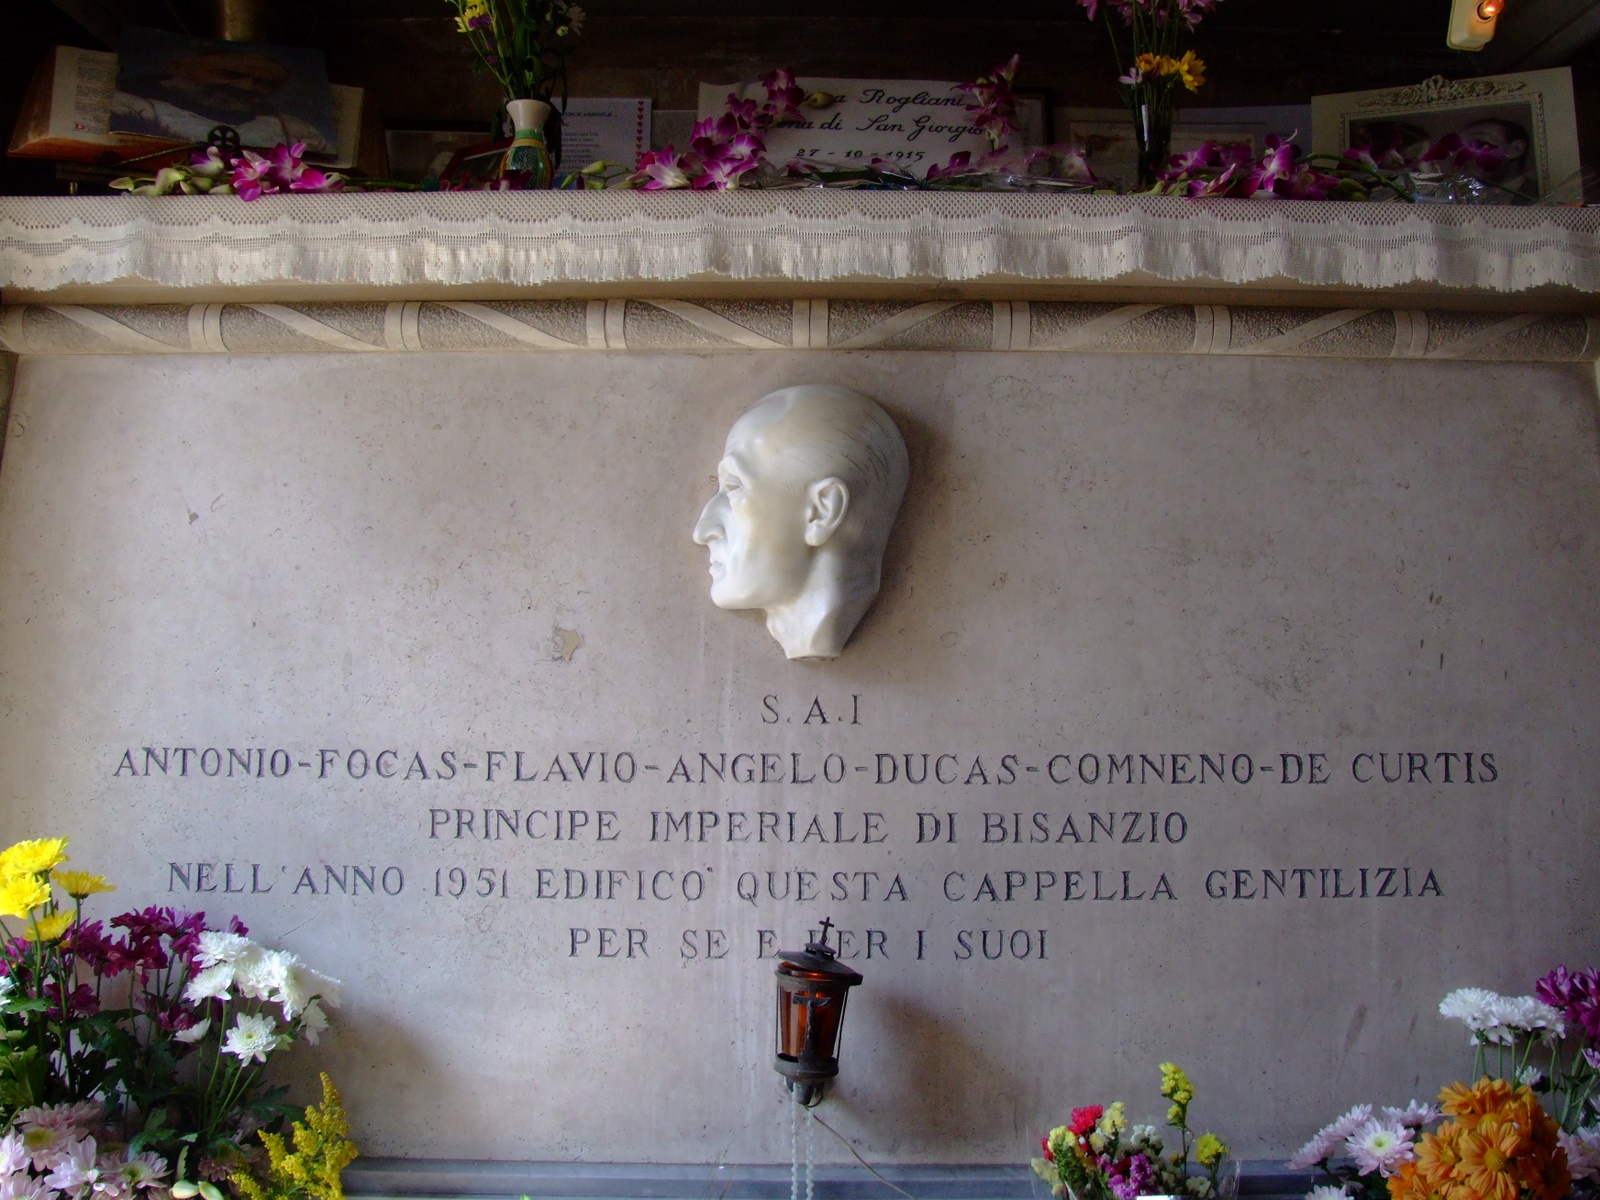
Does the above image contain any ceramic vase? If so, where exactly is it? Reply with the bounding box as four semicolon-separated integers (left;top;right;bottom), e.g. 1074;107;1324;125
501;98;554;188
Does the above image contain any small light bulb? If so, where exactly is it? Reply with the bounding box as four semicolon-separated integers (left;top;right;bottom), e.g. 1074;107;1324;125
1477;0;1502;15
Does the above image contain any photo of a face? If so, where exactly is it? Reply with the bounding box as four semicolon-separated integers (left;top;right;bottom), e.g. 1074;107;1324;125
1348;101;1539;201
111;26;337;154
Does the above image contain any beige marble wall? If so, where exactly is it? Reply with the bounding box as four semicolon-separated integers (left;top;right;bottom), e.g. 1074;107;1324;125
0;349;1596;1165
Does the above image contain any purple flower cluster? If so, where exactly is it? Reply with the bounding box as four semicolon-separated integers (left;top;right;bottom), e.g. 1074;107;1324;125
1104;1152;1157;1200
633;69;803;190
957;55;1020;148
224;142;344;200
1080;0;1220;30
1537;966;1600;1043
1156;130;1516;201
1159;135;1342;198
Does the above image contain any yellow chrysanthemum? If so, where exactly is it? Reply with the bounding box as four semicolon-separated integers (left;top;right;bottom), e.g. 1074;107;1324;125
1196;1133;1227;1168
0;838;69;879
0;875;52;919
1134;52;1165;76
51;870;114;899
1174;50;1206;93
24;911;74;943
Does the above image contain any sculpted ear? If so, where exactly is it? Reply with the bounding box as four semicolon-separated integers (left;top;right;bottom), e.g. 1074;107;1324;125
803;478;849;547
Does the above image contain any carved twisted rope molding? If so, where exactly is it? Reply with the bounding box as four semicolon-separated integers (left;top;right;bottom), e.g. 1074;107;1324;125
1;300;1595;360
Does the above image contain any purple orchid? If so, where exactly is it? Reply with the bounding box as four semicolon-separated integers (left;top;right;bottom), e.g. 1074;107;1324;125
632;146;692;189
762;68;805;125
1419;133;1506;176
924;151;975;181
958;54;1021;148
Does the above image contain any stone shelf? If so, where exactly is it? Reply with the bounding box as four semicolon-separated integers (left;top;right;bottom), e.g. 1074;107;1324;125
2;193;1598;311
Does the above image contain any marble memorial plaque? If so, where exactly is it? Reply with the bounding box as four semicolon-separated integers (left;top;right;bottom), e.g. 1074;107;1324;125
0;351;1596;1163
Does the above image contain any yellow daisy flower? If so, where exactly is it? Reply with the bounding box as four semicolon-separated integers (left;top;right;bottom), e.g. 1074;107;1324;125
52;870;114;900
0;838;69;879
1175;51;1206;93
24;911;73;943
0;875;51;919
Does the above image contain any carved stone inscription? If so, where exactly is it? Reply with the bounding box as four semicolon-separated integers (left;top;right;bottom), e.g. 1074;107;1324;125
0;351;1596;1165
133;712;1478;958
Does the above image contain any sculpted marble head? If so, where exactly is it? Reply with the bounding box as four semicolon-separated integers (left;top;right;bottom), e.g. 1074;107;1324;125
693;385;910;660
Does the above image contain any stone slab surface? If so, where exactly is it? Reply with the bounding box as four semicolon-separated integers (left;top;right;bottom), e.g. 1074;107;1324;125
0;350;1597;1164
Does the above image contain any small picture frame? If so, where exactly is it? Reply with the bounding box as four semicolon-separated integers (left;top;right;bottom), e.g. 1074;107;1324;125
383;121;496;183
1311;68;1580;202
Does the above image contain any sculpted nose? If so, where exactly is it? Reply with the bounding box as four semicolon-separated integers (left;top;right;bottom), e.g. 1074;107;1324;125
692;496;722;545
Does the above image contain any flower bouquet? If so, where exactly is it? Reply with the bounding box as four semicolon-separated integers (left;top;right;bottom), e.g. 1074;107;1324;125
1034;1063;1232;1200
0;837;347;1200
442;0;586;185
1290;968;1600;1200
1077;0;1220;187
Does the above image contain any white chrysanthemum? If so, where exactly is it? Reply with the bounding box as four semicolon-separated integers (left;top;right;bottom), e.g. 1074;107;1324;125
19;1126;65;1172
231;947;285;1002
173;1017;210;1045
0;1173;54;1200
275;956;343;1020
1559;1127;1600;1181
1306;1186;1349;1200
1492;995;1566;1041
221;1013;284;1064
1288;1106;1374;1171
1518;1067;1545;1086
112;1151;167;1190
0;976;14;1005
298;999;329;1045
1347;1120;1414;1177
1380;1102;1439;1129
42;1136;98;1194
0;1131;27;1176
1439;987;1501;1031
182;963;234;1004
194;931;254;968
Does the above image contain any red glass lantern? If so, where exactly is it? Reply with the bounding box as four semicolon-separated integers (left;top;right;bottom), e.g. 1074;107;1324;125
773;918;862;1107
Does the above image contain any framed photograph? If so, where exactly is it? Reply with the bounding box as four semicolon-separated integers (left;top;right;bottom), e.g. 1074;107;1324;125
1311;68;1580;202
111;26;337;154
383;121;494;183
437;140;511;188
1057;105;1306;189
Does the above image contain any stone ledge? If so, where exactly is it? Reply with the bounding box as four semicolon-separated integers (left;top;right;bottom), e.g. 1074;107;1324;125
2;300;1595;360
344;1158;1310;1200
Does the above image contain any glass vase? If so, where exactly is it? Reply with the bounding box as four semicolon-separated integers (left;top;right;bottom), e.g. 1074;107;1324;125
1132;98;1174;190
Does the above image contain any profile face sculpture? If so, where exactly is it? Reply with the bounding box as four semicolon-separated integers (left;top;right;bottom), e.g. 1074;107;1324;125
693;385;910;660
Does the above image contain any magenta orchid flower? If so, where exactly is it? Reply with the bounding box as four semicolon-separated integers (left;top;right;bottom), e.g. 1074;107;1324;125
924;151;974;181
958;54;1022;148
632;146;691;189
762;68;805;125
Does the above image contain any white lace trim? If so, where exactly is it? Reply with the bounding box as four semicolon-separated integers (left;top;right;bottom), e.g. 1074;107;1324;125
3;193;1597;293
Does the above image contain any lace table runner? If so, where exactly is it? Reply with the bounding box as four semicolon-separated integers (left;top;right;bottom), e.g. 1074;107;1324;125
3;193;1598;293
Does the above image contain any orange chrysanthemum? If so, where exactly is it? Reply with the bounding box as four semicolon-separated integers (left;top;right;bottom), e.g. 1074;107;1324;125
1439;1078;1515;1130
1457;1118;1527;1200
1388;1159;1446;1200
1416;1125;1464;1192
